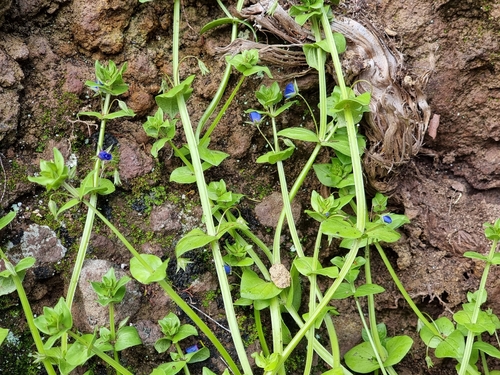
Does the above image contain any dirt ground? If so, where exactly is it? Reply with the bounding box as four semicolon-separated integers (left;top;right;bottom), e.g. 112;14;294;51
1;0;500;374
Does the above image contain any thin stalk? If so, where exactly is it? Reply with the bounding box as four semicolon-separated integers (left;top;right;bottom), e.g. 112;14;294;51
175;342;191;375
68;331;134;375
109;303;119;368
310;17;328;140
255;308;270;356
459;238;498;375
374;242;441;337
83;200;243;375
365;245;387;362
177;92;252;375
304;228;324;374
320;8;367;230
270;239;362;375
196;0;245;138
354;297;388;375
200;75;245;144
2;254;58;375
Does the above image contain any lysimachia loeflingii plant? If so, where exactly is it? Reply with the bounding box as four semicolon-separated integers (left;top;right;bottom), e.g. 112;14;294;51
3;0;499;374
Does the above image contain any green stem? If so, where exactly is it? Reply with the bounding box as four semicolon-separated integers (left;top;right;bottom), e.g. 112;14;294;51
354;297;388;375
200;75;246;144
0;253;58;375
320;8;366;231
175;342;191;375
109;303;119;370
68;331;134;375
459;238;498;375
374;242;441;337
196;0;245;139
82;200;243;375
255;307;270;356
365;245;387;361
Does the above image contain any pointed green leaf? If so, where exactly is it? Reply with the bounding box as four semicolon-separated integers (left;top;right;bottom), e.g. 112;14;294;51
321;216;362;239
240;269;282;300
176;229;217;258
354;284;385;297
0;211;15;230
277;127;319;143
383;335;413;367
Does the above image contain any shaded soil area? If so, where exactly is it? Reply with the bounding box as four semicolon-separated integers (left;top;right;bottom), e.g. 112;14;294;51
1;0;500;374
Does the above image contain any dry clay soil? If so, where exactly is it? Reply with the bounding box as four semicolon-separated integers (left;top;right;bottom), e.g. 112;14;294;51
1;0;500;374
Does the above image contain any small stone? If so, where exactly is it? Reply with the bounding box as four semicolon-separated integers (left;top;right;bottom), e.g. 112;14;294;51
269;263;290;289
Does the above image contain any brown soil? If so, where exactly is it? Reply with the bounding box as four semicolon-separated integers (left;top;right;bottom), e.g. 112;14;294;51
1;0;500;374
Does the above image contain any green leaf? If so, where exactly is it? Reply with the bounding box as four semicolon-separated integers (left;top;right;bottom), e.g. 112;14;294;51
344;341;381;373
156;75;195;118
331;282;354;299
354;283;385;297
419;317;454;348
240;269;282;300
115;325;142;351
314;266;339;278
97;178;115;195
383;335;413;367
176;228;217;258
454;310;496;335
170;165;196;184
198;143;229;166
129;254;169;284
186;346;210;363
0;211;15;230
172;324;198;344
435;329;465;359
277;128;319;143
256;147;295;164
151;138;170;158
154;337;172;353
473;341;500;358
303;44;326;71
155;361;187;375
0;328;8;346
293;257;322;276
321;216;362;239
364;222;401;243
463;251;488;262
15;257;36;273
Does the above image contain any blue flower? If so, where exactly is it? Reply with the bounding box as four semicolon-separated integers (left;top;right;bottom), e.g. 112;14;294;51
98;150;112;161
249;111;262;123
284;82;296;99
382;215;392;224
185;344;199;354
224;265;231;274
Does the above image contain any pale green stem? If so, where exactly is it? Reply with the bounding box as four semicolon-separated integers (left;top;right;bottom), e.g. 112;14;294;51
270;239;362;374
68;331;134;375
365;245;387;362
200;75;245;144
109;303;119;370
196;0;245;138
354;296;389;375
320;9;367;230
255;307;270;356
172;2;251;371
63;92;111;354
459;238;498;375
304;229;323;375
0;251;57;375
82;200;243;375
175;342;191;375
373;242;441;337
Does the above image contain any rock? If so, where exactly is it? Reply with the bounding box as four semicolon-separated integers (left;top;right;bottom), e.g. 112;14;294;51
134;319;162;346
118;137;154;180
73;259;141;332
21;224;67;264
71;0;137;54
0;46;23;142
254;192;301;228
149;203;182;234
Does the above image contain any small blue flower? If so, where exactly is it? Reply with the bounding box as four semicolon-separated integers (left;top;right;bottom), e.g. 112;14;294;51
185;344;199;354
284;82;296;99
249;111;262;123
382;215;392;224
224;265;231;274
98;150;112;161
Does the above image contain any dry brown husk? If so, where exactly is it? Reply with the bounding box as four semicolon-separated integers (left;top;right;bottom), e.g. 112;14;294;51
218;1;431;192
